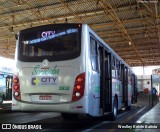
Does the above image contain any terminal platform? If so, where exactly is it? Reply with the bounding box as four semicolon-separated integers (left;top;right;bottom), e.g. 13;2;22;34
133;93;160;132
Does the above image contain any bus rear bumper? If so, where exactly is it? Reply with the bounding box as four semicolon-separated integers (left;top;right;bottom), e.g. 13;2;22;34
12;97;88;114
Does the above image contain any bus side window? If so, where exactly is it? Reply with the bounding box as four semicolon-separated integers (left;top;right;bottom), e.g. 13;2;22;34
116;59;121;80
90;37;98;72
119;62;122;80
111;55;116;78
128;70;131;84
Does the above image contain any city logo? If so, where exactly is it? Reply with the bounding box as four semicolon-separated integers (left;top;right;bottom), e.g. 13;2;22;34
31;76;58;85
31;77;40;85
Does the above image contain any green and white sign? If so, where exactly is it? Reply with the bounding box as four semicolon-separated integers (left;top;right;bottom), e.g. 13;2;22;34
32;65;59;75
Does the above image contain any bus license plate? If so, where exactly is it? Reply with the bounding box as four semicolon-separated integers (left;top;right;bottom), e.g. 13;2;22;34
39;95;52;100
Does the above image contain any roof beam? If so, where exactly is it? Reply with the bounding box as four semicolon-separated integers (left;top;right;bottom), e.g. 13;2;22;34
98;0;145;66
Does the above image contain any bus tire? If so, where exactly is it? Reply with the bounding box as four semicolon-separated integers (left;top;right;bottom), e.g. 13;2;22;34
131;94;136;104
131;95;134;104
110;98;118;121
127;106;131;110
61;113;79;120
0;94;3;104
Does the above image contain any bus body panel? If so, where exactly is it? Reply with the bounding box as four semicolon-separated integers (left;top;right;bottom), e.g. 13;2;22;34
118;80;123;109
128;83;132;106
113;79;123;110
12;57;87;112
89;71;101;116
84;26;101;116
17;61;80;103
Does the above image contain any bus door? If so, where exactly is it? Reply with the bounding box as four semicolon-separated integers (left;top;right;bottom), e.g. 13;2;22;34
134;75;137;103
99;46;112;114
121;65;128;107
131;74;137;103
125;67;128;107
105;52;112;112
6;76;13;100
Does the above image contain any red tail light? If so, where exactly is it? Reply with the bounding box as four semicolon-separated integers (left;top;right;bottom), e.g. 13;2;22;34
13;76;21;100
72;73;85;102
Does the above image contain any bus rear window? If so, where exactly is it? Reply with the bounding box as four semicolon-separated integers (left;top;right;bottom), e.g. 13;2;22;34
18;24;81;62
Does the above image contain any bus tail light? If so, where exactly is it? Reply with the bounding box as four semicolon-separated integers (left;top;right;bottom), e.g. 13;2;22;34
72;73;85;102
13;76;21;100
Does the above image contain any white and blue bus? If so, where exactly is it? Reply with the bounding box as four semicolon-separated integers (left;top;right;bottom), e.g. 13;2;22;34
12;24;137;120
0;66;13;104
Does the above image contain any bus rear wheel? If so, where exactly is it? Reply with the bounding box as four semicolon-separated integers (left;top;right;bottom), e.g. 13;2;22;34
110;98;118;121
61;113;79;120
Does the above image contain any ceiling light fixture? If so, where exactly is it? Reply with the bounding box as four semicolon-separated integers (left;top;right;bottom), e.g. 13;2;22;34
9;26;14;34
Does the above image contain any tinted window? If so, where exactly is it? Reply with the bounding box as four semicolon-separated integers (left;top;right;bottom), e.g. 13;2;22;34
112;55;116;78
90;37;98;72
18;24;81;62
116;59;121;80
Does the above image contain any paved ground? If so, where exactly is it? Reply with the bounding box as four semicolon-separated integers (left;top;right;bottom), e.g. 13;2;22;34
133;92;159;107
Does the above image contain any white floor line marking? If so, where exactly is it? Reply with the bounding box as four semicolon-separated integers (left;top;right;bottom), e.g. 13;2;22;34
82;107;147;132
